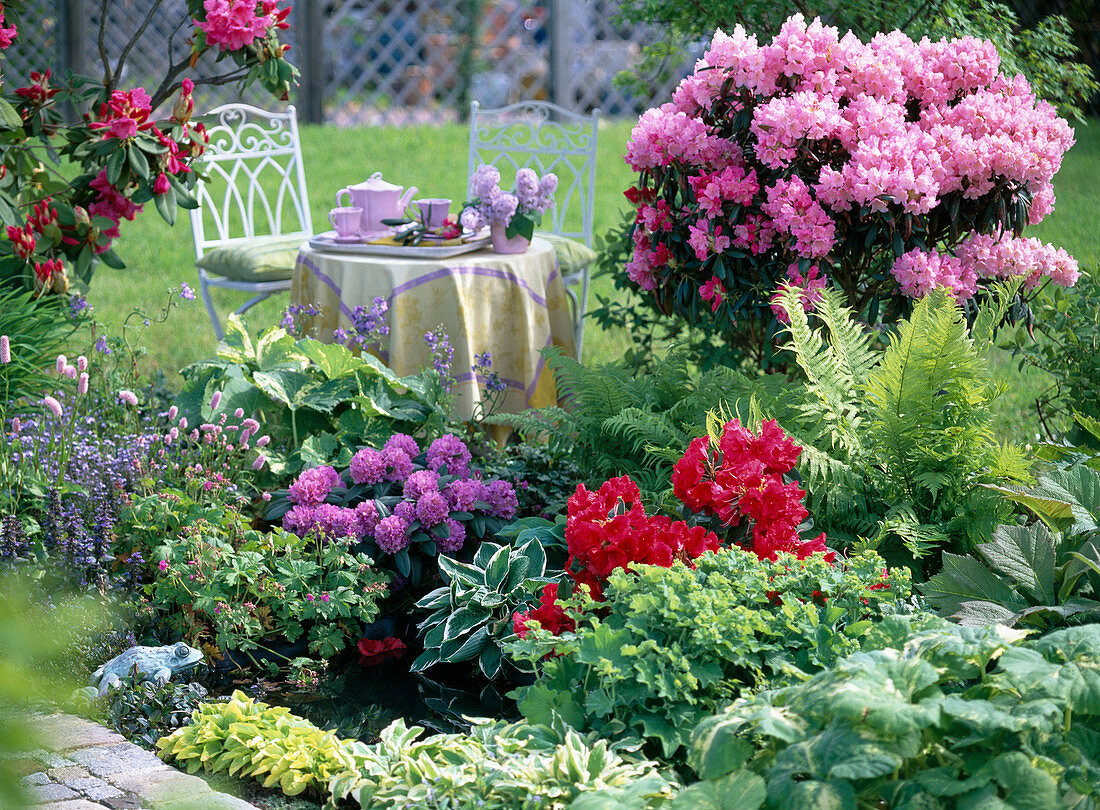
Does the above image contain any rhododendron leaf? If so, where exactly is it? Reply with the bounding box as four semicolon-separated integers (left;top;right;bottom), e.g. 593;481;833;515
394;550;410;578
0;98;22;129
105;148;126;186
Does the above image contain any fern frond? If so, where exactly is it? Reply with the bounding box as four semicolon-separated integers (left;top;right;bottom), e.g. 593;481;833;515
777;286;870;457
601;408;689;467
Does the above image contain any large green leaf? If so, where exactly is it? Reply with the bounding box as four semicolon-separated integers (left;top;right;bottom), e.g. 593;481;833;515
444;605;491;642
921;552;1023;615
299;340;362;380
976;523;1057;605
667;771;765;810
252;370;314;410
256;328;305;372
299;377;356;413
989;751;1061;810
484;544;511;591
437;556;484;588
217;314;256;364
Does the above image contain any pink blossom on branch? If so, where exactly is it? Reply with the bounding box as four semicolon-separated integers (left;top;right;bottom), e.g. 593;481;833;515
195;0;287;52
0;6;16;49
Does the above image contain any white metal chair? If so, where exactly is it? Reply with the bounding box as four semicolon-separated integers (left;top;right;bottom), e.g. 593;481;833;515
467;100;599;358
189;103;314;339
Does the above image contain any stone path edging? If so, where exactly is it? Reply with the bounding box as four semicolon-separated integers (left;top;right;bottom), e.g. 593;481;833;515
13;713;258;810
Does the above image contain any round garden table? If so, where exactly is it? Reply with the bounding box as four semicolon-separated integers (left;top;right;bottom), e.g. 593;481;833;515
291;236;575;423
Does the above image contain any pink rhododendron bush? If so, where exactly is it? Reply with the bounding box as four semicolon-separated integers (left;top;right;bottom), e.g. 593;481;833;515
624;14;1079;341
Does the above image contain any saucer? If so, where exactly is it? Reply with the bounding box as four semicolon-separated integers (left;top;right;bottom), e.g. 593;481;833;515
333;234;362;244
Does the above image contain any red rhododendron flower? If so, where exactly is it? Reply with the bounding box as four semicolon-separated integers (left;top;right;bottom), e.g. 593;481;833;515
0;7;17;49
90;88;153;140
6;223;35;259
15;69;59;106
514;583;575;639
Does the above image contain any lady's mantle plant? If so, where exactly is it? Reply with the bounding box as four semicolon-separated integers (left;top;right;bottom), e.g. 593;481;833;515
623;14;1078;341
269;432;519;586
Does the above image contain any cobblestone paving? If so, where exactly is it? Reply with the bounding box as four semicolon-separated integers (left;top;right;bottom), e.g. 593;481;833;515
12;714;257;810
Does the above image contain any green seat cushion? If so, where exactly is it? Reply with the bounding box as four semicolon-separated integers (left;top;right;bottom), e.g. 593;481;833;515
195;235;305;282
536;232;598;278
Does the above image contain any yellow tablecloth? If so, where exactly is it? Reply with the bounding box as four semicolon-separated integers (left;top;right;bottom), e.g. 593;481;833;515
291;237;575;422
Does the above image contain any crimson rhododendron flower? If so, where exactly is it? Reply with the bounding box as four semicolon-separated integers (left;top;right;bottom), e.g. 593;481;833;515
513;583;575;639
14;69;58;106
90;88;154;140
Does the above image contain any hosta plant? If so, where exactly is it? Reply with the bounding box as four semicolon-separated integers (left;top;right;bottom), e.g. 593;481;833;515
158;690;364;798
678;615;1100;809
509;548;910;762
412;538;557;680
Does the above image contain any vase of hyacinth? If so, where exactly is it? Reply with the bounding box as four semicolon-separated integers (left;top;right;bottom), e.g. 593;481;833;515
489;222;530;254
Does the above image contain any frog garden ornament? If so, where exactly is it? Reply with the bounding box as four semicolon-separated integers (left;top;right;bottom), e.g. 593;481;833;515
88;643;204;696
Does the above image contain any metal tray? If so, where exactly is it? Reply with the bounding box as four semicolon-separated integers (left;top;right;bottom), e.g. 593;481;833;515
308;231;492;259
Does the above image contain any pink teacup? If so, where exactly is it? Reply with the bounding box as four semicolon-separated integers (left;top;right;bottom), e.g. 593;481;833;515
329;206;362;238
416;198;451;229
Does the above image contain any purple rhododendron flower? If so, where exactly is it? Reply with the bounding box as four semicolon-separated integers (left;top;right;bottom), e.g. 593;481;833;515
393;500;417;523
445;478;488;512
415;491;449;527
381;447;414;482
436;518;466;553
355;501;380;537
283;504;318;535
485;479;518;519
288;465;342;506
315;503;358;540
403;469;440;500
426;434;472;477
374;515;409;553
383;433;420;458
349;447;387;485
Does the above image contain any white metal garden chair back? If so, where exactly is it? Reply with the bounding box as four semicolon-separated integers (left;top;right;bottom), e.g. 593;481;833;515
189;103;313;339
467;100;599;357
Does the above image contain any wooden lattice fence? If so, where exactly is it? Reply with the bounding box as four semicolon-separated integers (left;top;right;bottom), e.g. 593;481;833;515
1;0;696;124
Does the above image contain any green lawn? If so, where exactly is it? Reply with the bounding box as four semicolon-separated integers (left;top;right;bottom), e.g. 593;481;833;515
88;120;637;383
86;117;1099;443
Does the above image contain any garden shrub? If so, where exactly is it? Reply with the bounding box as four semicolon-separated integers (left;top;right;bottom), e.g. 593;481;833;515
676;615;1100;809
144;494;387;670
621;15;1078;349
613;0;1098;122
1013;267;1100;442
176;315;451;479
509;549;908;764
94;674;208;751
266;432;519;587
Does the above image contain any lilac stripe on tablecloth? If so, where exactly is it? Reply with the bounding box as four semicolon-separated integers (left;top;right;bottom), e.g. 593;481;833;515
297;253;356;321
390;265;550;307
